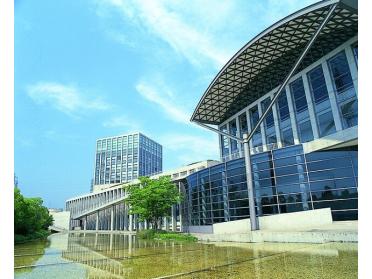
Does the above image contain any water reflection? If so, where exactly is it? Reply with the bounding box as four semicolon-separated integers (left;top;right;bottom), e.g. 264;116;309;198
15;233;357;279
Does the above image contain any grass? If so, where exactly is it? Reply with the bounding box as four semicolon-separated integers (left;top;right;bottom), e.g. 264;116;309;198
137;229;198;242
15;230;51;244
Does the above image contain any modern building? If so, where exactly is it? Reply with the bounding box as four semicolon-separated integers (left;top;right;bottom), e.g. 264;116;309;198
66;160;220;231
93;132;162;186
186;0;358;228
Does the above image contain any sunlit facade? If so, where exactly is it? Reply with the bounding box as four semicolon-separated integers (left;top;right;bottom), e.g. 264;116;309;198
187;0;358;225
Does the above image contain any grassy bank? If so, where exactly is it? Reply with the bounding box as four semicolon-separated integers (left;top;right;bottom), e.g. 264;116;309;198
15;230;51;244
137;229;198;242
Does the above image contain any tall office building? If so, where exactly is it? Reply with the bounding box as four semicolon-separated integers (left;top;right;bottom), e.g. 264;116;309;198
93;133;162;186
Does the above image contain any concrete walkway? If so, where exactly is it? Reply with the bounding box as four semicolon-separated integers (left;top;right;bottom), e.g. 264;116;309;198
193;221;358;244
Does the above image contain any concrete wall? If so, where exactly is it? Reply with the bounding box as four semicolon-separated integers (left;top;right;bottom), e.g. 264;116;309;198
188;225;213;234
51;211;71;230
212;208;333;234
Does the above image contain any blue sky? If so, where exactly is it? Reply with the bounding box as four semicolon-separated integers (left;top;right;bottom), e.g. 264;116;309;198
15;0;316;208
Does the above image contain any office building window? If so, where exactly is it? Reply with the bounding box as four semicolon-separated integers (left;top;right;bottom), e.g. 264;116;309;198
262;97;277;144
220;125;229;157
318;110;336;136
290;77;308;113
298;120;314;143
328;51;358;129
277;90;294;146
352;42;358;66
229;119;238;153
249;105;262;147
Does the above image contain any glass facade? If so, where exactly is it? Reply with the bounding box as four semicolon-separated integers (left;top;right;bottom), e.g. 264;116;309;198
261;97;277;145
249;105;262;148
218;41;357;159
328;50;358;129
94;133;162;185
307;65;336;137
183;145;357;226
290;77;314;143
276;90;294;147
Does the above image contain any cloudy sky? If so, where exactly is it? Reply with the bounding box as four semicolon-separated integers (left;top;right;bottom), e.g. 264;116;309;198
15;0;316;208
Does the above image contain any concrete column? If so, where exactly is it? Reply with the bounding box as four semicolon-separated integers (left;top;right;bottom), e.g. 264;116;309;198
302;73;320;139
144;220;148;230
124;205;128;231
271;94;282;148
164;217;169;231
96;211;99;231
129;213;133;232
84;217;87;230
286;85;300;144
322;62;343;131
178;182;183;232
172;205;177;232
110;207;114;231
344;43;358;96
257;101;267;150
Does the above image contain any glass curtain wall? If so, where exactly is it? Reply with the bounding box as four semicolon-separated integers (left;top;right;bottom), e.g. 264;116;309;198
220;125;229;158
238;112;248;151
328;50;358;128
249;105;262;148
290;77;314;143
184;145;358;225
276;90;294;147
307;65;336;137
261;97;277;145
229;119;239;155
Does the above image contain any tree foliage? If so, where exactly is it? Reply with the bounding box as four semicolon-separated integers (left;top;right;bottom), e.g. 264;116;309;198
14;187;54;236
126;176;182;230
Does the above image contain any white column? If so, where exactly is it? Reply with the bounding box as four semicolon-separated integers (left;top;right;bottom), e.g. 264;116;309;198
110;207;114;231
171;205;177;232
178;182;183;232
124;205;128;231
302;73;320;139
129;213;133;232
344;44;358;96
322;62;343;131
257;102;267;150
84;217;87;230
164;217;169;231
286;85;300;144
271;94;282;148
96;211;99;231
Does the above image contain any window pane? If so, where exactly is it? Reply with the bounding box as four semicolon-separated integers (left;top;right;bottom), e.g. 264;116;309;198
290;77;308;113
328;51;354;94
318;110;336;137
308;65;329;104
340;98;358;128
298;120;314;142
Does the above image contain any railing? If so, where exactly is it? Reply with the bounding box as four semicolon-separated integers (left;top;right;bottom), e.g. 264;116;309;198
221;142;281;162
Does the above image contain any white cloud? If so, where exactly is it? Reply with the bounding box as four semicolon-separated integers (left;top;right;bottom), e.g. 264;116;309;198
97;0;234;69
160;133;219;166
102;115;141;132
135;80;190;124
27;82;111;117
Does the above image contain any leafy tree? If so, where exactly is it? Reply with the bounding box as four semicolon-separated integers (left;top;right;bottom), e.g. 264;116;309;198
125;176;182;230
14;188;53;236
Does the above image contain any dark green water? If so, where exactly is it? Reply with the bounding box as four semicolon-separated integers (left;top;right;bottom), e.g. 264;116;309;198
14;232;357;279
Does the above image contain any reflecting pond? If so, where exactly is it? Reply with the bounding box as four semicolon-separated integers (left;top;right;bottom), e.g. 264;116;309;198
15;232;357;279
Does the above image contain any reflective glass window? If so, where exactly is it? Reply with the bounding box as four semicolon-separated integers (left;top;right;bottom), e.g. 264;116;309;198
340;98;358;128
249;105;262;147
290;77;308;113
229;119;238;153
298;120;314;142
307;65;329;104
220;125;229;157
318;110;336;137
328;51;354;94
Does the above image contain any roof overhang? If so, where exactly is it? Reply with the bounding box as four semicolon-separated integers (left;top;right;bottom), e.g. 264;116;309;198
191;0;358;125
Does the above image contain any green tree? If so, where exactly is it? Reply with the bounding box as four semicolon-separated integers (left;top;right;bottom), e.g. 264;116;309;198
14;188;53;236
125;176;182;230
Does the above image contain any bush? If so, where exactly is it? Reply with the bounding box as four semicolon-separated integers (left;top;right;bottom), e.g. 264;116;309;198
137;229;197;242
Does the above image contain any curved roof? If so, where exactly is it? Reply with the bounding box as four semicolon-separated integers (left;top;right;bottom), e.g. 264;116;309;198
191;0;358;125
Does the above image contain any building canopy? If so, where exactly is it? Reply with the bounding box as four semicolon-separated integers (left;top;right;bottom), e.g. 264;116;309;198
191;0;357;125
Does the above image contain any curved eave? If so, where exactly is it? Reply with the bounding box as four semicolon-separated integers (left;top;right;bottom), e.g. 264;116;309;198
191;0;357;125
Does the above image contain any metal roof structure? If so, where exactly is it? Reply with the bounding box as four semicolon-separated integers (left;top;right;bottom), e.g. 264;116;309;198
191;0;358;125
